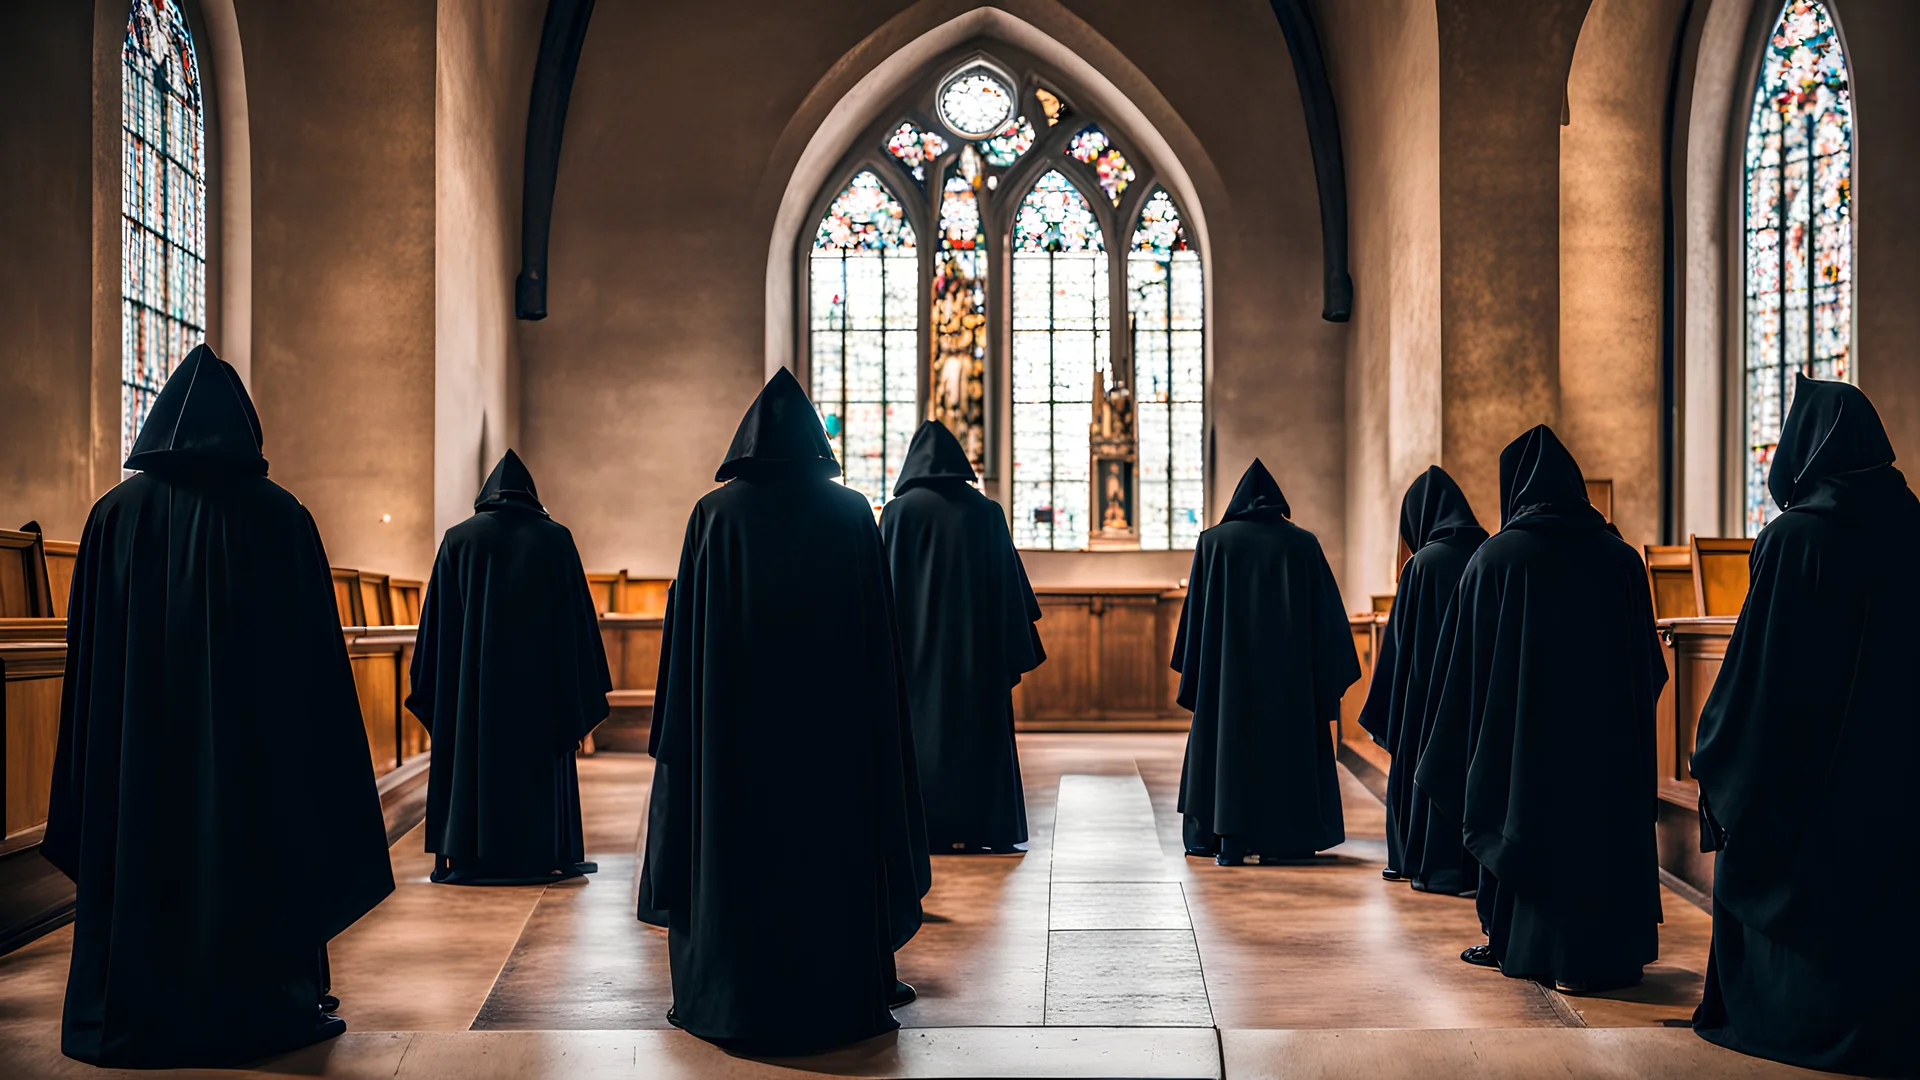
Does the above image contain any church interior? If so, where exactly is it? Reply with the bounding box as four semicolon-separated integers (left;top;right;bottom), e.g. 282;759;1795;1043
1;0;1915;1077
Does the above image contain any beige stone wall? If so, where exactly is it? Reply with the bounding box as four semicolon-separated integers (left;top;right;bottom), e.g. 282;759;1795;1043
1320;0;1443;605
435;0;544;541
0;3;96;539
239;0;437;578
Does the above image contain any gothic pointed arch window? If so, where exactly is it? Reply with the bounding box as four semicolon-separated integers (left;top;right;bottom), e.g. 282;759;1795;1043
798;52;1205;546
1743;0;1852;534
122;0;208;458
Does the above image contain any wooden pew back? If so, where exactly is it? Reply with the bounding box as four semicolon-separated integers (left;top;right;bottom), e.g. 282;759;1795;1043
0;527;55;619
42;540;77;618
388;578;423;625
2;635;65;838
1689;536;1753;617
1644;545;1698;619
331;567;364;626
585;571;627;616
621;577;671;617
1585;478;1613;522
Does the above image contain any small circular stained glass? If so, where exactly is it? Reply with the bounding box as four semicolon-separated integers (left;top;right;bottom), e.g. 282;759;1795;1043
936;65;1015;139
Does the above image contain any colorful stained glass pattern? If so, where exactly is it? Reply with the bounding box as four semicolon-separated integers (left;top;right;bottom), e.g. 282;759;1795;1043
979;115;1036;167
1012;172;1109;550
122;0;207;461
930;163;989;474
1128;190;1204;550
1744;0;1851;535
810;171;919;508
937;65;1014;139
1035;87;1070;128
1065;124;1135;206
884;120;948;185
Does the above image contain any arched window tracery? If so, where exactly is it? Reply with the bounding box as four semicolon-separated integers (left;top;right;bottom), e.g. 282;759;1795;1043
122;0;208;458
800;52;1205;548
1743;0;1852;534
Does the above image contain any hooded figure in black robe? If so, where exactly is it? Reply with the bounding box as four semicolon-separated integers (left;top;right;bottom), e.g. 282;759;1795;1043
638;368;930;1052
39;345;394;1068
1356;467;1487;887
1689;376;1919;1076
1173;460;1359;865
1413;425;1665;993
407;450;611;885
880;421;1043;854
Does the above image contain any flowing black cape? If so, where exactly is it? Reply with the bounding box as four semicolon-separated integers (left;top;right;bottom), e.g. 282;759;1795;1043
638;369;929;1051
1689;376;1918;1075
40;346;393;1068
406;450;611;884
1413;425;1664;984
1173;459;1357;858
1355;466;1486;882
880;421;1043;851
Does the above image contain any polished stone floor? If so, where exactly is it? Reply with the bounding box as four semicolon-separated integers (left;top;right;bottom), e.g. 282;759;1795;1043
0;735;1840;1078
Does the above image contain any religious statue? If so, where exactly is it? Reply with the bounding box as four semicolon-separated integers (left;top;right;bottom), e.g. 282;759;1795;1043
1090;358;1138;548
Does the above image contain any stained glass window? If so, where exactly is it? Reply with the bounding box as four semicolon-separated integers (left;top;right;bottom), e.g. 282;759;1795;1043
1128;190;1205;550
1035;87;1070;128
884;120;948;186
1011;172;1109;550
1065;124;1135;206
810;171;918;508
1744;0;1851;535
929;149;989;473
122;0;207;460
937;65;1014;139
980;116;1036;167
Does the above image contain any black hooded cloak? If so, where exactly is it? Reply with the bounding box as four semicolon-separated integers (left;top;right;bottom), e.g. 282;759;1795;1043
1173;460;1358;862
879;421;1043;853
406;450;611;885
1355;467;1487;886
1689;376;1919;1076
1413;425;1665;990
39;346;394;1068
638;368;930;1052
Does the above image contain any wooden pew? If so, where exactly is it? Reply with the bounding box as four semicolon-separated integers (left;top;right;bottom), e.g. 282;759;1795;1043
1585;478;1613;522
1;627;71;955
0;527;56;619
585;571;627;616
41;541;76;619
1337;610;1389;787
1654;615;1736;897
1644;545;1698;619
388;578;423;625
1690;536;1753;616
1013;586;1192;731
597;612;664;751
331;567;364;626
620;577;672;617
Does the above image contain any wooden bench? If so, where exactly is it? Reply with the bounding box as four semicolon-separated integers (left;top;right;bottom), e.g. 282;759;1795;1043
0;526;56;620
1689;535;1753;617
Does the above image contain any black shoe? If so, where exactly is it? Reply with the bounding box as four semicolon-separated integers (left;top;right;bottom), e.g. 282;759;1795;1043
319;994;340;1014
1555;973;1641;995
666;1006;683;1029
1382;868;1408;881
1215;853;1246;866
889;980;917;1008
1460;944;1497;967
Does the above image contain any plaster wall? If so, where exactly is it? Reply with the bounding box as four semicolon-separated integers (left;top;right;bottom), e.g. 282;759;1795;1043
1320;0;1443;604
520;0;1344;592
436;0;544;542
1435;0;1590;524
1559;0;1688;553
238;0;437;579
0;3;95;538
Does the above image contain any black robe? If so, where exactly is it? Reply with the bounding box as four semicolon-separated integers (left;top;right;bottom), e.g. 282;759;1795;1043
407;450;611;885
638;368;930;1052
1174;459;1358;861
39;345;394;1068
1689;376;1919;1076
880;421;1043;852
1413;425;1664;988
1355;466;1486;886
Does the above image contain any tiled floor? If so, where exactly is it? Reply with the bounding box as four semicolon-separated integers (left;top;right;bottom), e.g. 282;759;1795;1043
0;734;1826;1078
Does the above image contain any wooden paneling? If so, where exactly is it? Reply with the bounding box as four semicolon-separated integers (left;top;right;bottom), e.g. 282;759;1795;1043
358;573;394;626
1013;587;1191;730
1094;596;1161;719
41;542;76;620
1585;478;1614;522
1339;614;1389;776
1156;590;1185;717
350;652;400;775
331;567;365;626
1644;545;1697;619
1689;536;1752;617
585;571;627;616
2;644;65;838
0;530;53;620
621;578;671;617
1018;596;1095;725
1655;616;1734;895
388;578;423;625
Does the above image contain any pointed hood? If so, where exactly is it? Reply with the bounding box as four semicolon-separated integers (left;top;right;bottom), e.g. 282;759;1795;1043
894;420;977;494
1399;465;1486;550
1221;458;1290;521
123;344;267;477
715;367;841;481
474;449;549;515
1496;424;1599;529
1768;373;1897;512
